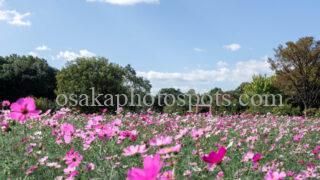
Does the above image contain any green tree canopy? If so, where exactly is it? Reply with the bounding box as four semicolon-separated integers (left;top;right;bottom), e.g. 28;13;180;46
55;57;151;112
153;88;184;112
242;75;282;113
243;75;280;97
0;54;57;101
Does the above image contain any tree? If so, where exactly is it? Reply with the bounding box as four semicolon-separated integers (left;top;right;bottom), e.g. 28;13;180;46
268;37;320;110
123;65;151;93
55;57;151;112
242;75;282;113
0;54;57;101
123;64;152;112
153;88;185;112
223;83;250;114
243;75;280;97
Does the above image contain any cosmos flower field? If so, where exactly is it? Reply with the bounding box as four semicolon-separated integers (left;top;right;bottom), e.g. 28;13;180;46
0;98;319;179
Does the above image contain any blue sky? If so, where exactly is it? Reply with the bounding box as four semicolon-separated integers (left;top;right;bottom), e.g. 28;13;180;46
1;0;320;93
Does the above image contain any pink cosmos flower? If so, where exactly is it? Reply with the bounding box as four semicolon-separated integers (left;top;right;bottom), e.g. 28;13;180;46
64;167;79;180
127;154;163;180
117;107;124;114
60;123;75;144
26;165;38;175
38;156;48;165
190;129;204;140
112;119;122;126
85;163;95;172
253;153;262;163
158;144;181;155
175;128;189;140
96;124;119;140
64;148;83;168
52;109;67;120
26;143;37;154
286;171;295;177
246;136;258;143
242;151;254;162
82;131;96;150
160;170;174;180
264;170;286;180
216;171;224;180
86;115;103;129
202;147;227;165
149;135;172;146
293;133;304;142
101;108;108;113
303;163;318;178
141;114;151;122
9;97;40;123
123;144;148;156
67;170;79;180
2;100;10;107
0;120;9;132
119;130;138;142
312;145;320;155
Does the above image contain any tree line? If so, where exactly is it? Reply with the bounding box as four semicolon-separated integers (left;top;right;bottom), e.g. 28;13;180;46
0;37;319;115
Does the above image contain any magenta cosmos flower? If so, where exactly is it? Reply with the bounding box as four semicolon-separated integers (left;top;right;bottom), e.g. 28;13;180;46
64;148;83;168
127;154;163;180
312;145;320;155
252;153;262;163
202;147;227;165
9;97;40;123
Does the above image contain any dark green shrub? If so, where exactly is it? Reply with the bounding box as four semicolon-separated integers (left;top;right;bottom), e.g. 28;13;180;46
304;108;319;117
272;104;301;116
163;103;187;115
245;106;273;115
35;97;57;112
315;109;320;117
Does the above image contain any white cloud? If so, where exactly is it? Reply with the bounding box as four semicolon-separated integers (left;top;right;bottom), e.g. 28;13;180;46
0;10;31;26
79;49;96;57
86;0;159;5
57;51;79;61
57;49;96;61
138;58;272;92
28;51;38;57
223;43;241;51
217;60;228;67
36;45;50;51
193;48;206;52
